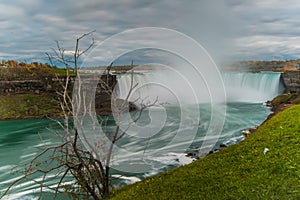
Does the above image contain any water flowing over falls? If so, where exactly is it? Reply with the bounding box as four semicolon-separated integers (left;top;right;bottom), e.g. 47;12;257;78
223;72;284;103
117;71;284;104
0;71;284;199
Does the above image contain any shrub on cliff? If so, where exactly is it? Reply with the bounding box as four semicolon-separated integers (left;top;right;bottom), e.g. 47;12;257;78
0;61;72;81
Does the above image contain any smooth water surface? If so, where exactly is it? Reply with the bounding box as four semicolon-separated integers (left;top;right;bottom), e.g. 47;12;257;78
0;103;271;199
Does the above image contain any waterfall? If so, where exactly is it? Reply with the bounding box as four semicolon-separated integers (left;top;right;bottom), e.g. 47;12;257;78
115;70;212;104
115;71;284;104
223;72;284;103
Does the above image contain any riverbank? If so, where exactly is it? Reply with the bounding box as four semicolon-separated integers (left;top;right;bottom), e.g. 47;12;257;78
0;94;62;120
0;94;139;120
111;103;300;199
0;73;120;119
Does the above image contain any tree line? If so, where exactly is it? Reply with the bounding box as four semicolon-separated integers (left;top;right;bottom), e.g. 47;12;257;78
0;60;73;80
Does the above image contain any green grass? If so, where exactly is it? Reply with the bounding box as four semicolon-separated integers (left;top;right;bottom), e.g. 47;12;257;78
0;94;62;119
111;104;300;200
47;67;76;76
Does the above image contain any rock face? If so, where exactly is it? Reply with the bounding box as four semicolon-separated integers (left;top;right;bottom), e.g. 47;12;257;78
0;76;76;94
0;74;137;116
281;71;300;94
0;74;116;95
94;75;137;115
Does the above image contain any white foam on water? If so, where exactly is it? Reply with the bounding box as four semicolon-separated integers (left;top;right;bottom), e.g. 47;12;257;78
20;153;37;159
1;193;38;200
33;141;52;148
0;165;16;172
112;175;141;185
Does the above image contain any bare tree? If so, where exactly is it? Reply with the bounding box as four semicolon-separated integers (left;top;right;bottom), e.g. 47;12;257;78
74;30;95;75
45;30;95;75
1;32;157;199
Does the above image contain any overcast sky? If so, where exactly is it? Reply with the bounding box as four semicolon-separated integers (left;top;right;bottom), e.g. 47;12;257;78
1;0;300;64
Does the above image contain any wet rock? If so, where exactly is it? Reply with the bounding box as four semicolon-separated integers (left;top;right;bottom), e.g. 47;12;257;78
95;98;138;116
242;128;256;137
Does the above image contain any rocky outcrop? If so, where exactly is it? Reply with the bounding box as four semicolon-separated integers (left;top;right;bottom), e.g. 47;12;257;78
0;74;138;116
0;74;116;96
0;76;76;94
281;71;300;94
0;80;44;94
73;74;137;115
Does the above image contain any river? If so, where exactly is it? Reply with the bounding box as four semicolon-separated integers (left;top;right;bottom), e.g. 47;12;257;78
0;72;282;199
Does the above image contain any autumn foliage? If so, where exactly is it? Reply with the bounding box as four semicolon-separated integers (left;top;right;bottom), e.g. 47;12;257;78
0;60;72;80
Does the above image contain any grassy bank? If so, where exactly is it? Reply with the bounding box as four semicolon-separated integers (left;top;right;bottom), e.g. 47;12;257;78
0;94;62;119
112;104;300;199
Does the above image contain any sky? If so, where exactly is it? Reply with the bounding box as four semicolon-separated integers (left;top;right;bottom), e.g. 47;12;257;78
1;0;300;65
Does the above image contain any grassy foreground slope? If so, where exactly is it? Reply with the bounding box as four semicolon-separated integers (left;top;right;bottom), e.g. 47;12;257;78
112;105;300;200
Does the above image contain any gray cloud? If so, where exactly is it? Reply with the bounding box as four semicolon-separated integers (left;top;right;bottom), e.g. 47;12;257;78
227;0;300;60
2;0;299;63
